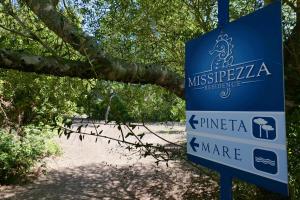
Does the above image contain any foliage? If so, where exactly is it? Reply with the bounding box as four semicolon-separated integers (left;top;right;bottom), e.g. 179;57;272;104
0;127;61;184
287;108;300;199
0;69;90;127
0;69;79;184
79;80;185;123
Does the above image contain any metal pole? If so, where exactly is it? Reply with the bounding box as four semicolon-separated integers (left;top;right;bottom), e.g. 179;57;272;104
220;173;233;200
218;0;230;27
217;1;231;198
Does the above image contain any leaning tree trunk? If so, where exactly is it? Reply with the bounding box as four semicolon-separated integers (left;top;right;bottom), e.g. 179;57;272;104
21;0;184;98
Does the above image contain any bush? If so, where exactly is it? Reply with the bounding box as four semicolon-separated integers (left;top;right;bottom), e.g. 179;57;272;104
0;127;61;184
287;108;300;199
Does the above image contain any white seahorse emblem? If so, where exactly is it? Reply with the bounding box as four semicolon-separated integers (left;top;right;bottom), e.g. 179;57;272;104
209;33;234;98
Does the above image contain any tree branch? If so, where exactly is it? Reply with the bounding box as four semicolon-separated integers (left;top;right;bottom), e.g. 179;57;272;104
21;0;184;98
0;48;93;78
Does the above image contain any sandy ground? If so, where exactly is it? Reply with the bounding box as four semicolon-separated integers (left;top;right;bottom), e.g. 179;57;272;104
0;122;218;200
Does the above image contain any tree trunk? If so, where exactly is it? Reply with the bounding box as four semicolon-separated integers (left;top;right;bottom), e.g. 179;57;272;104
21;0;184;98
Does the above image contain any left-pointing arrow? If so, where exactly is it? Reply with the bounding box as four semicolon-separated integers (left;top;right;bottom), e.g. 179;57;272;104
190;137;199;152
189;115;198;129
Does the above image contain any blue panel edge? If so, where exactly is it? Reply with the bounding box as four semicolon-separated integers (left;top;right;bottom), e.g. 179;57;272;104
187;154;288;196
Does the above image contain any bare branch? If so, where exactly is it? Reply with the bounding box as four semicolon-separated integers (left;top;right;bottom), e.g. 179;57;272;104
59;124;179;164
142;124;183;148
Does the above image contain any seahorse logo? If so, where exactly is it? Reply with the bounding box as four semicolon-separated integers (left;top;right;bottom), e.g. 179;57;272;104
209;33;234;69
209;33;234;98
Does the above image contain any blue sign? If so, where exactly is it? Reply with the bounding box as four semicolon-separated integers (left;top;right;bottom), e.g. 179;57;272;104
185;1;288;197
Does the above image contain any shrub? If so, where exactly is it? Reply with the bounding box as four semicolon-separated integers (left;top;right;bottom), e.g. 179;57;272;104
287;109;300;199
0;127;61;184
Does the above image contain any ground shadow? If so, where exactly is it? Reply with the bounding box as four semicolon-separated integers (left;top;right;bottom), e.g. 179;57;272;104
0;162;218;200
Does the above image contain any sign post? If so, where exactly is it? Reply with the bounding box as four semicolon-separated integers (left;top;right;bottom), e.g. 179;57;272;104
218;1;232;199
185;1;288;199
218;0;229;27
220;171;232;200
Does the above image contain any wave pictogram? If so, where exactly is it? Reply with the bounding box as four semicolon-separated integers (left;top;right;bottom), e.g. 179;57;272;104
255;156;276;166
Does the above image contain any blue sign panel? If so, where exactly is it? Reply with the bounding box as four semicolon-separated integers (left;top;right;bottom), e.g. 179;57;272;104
185;1;288;196
185;4;284;112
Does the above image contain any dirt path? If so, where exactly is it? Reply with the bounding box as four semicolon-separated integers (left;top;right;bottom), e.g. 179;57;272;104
0;123;218;200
